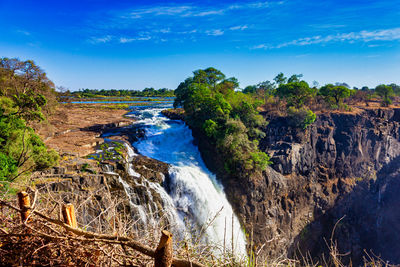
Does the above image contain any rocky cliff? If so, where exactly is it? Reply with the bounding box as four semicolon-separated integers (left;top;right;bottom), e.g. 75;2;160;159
192;107;400;264
33;145;172;234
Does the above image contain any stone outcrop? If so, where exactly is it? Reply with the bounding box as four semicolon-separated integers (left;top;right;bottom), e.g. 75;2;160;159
161;108;185;120
34;148;171;234
193;108;400;264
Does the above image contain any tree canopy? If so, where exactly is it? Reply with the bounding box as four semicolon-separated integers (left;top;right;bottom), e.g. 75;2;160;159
276;80;315;108
0;57;58;187
174;67;270;174
319;84;351;106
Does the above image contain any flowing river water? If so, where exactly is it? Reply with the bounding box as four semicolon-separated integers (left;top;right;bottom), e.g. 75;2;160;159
122;104;247;256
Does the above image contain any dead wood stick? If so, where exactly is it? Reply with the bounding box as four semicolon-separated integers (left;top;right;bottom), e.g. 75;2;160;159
155;230;173;267
17;191;31;223
62;203;77;228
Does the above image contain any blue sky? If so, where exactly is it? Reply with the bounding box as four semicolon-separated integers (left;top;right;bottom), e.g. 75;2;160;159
0;0;399;90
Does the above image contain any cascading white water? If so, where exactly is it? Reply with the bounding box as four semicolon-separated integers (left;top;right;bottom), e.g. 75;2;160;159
129;105;247;256
121;143;184;232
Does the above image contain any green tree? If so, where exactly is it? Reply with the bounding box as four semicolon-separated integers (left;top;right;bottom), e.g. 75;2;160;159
0;58;57;120
375;84;394;107
274;72;287;85
287;74;303;83
193;67;226;89
243;85;257;94
0;58;59;185
276;81;314;108
319;84;351;107
256;80;275;97
0;58;52;121
216;77;239;95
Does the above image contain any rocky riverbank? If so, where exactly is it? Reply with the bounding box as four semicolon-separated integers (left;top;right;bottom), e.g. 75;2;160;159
35;104;133;156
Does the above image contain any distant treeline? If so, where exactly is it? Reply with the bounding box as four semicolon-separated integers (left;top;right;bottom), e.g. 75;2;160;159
67;88;175;98
242;73;400;108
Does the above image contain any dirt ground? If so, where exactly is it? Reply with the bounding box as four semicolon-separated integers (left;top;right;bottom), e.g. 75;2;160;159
36;104;133;156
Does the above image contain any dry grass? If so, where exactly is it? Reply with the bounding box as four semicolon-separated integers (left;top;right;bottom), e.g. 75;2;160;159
0;185;396;267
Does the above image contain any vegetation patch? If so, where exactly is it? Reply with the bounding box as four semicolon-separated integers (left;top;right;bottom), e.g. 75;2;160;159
174;67;271;174
0;58;59;191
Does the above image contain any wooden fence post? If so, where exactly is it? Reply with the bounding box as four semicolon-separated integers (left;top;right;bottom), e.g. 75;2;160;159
154;230;173;267
62;203;77;228
17;191;31;223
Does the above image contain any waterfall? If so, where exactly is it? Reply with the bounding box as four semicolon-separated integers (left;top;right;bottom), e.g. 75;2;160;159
126;105;247;256
121;142;185;235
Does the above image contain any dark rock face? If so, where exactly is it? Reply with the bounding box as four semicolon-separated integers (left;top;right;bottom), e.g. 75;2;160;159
194;108;400;263
35;151;171;234
295;155;400;264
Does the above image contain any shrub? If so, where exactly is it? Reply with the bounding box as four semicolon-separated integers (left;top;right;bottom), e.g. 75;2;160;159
0;152;17;181
203;119;218;139
287;107;316;129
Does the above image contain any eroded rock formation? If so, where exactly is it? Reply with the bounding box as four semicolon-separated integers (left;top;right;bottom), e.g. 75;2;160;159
193;108;400;264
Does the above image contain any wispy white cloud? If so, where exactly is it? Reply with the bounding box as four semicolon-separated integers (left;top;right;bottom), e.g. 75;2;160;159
119;36;151;43
309;24;347;29
251;44;268;50
229;1;273;10
88;34;152;44
88;35;113;44
253;27;400;49
206;29;224;36
122;1;276;20
279;28;400;47
119;37;134;43
177;29;198;35
16;30;31;36
193;9;225;17
230;25;248;31
126;5;192;19
159;28;170;33
87;1;283;45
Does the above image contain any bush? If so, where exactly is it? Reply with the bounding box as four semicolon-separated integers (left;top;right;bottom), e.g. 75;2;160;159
203;119;218;139
249;151;271;170
0;152;17;181
287;107;316;129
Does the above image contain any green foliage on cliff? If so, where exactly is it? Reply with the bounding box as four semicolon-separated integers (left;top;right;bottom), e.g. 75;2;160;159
174;67;271;174
0;58;59;187
287;107;317;129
